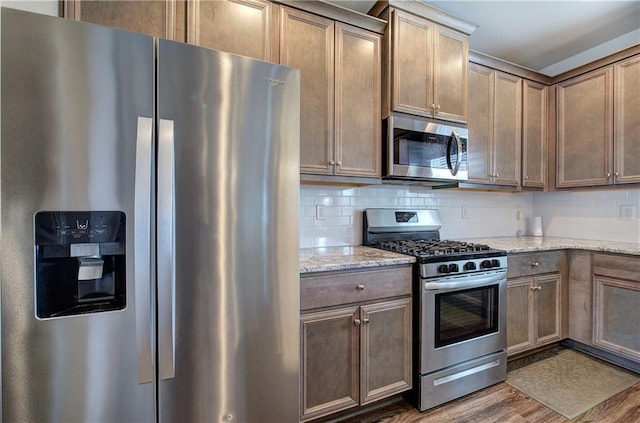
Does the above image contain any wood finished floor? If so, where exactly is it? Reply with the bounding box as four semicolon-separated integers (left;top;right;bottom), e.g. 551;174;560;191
333;381;640;423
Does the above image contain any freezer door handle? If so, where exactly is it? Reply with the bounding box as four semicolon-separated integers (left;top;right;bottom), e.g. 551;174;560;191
158;118;176;380
134;116;154;384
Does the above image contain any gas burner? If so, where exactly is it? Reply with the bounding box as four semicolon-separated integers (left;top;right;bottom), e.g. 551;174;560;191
376;240;492;257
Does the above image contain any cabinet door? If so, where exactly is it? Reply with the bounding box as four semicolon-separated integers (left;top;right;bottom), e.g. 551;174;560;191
433;25;468;123
63;0;183;40
614;55;640;184
493;71;522;187
507;277;534;355
522;80;547;188
391;9;433;117
557;67;613;187
187;0;271;61
467;63;494;184
593;276;640;361
360;298;412;405
300;307;359;421
534;274;562;345
334;23;381;178
279;7;334;175
568;251;593;345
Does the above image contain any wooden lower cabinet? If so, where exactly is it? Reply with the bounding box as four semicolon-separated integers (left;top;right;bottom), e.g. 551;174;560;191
506;251;564;356
592;253;640;361
507;274;562;355
300;298;411;421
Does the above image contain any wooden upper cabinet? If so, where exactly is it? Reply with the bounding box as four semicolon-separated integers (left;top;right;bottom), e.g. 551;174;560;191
334;23;381;178
187;0;272;61
467;63;521;187
614;55;640;184
279;7;334;176
467;63;493;184
392;10;433;115
522;80;547;188
433;26;468;122
62;0;184;41
390;9;468;123
493;71;521;187
279;6;382;180
557;67;614;188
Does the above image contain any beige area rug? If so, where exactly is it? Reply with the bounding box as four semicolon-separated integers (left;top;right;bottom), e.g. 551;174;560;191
506;349;640;419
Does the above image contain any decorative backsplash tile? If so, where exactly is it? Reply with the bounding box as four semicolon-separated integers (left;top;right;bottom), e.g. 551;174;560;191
299;185;640;248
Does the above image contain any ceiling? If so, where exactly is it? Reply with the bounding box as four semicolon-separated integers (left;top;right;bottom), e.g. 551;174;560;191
328;0;640;76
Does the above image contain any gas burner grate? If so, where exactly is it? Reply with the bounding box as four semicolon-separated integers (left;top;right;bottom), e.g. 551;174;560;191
376;240;492;257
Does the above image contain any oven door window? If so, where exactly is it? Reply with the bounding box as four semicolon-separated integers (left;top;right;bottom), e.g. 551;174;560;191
434;284;499;348
393;129;467;173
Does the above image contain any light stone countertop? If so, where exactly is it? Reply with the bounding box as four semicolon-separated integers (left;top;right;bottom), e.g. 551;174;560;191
299;246;415;274
456;236;640;256
299;237;640;274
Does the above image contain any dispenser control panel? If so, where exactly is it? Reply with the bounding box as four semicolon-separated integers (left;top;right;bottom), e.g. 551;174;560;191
34;211;126;319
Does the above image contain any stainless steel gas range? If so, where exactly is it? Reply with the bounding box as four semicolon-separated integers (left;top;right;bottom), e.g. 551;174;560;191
364;208;507;411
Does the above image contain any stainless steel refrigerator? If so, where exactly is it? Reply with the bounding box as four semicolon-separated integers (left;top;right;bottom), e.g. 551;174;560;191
1;7;300;422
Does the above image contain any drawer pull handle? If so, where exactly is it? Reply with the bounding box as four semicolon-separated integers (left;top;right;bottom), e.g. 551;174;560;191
354;319;361;326
355;284;365;291
531;262;539;267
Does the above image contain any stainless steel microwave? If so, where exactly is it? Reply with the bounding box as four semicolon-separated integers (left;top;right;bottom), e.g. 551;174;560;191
382;113;468;185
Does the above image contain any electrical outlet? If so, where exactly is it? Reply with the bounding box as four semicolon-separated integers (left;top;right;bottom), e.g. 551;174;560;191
620;205;635;221
461;206;468;219
316;205;325;221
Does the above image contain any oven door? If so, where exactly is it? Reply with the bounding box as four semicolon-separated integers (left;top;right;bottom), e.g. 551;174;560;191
420;270;507;374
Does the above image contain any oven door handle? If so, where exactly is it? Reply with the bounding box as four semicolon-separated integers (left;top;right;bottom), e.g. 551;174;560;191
424;271;506;291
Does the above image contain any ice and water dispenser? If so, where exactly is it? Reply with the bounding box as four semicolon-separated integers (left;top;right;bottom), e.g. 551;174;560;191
35;211;126;318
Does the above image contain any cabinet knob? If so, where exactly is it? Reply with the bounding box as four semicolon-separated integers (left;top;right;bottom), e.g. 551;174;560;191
435;104;441;110
430;104;437;109
355;284;365;291
530;285;542;291
354;319;361;326
531;262;539;267
495;173;500;178
329;160;335;165
337;161;342;167
363;318;370;324
606;172;612;178
524;176;529;180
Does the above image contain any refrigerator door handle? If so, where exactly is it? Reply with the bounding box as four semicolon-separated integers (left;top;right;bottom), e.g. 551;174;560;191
158;118;176;380
134;116;154;384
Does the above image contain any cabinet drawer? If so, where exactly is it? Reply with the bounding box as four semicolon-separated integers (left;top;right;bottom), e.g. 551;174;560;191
593;253;640;282
507;251;562;278
300;266;412;311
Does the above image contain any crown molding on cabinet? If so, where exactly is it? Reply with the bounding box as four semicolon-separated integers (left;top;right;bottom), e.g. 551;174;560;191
276;0;386;34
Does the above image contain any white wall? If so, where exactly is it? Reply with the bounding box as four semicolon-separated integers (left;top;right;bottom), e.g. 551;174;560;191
533;189;640;243
1;1;58;16
300;185;640;248
300;185;534;248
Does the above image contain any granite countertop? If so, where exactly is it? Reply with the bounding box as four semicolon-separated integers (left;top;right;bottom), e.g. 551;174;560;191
456;236;640;256
299;246;415;274
299;237;640;274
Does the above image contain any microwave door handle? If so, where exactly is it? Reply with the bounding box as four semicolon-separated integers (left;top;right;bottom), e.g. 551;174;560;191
447;130;462;176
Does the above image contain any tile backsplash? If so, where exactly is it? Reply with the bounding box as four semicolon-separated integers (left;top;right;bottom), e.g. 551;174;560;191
300;185;640;248
534;189;640;243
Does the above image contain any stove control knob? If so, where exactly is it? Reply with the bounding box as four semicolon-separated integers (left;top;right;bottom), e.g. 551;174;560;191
448;263;459;273
438;264;450;274
464;261;476;271
491;259;501;268
480;260;492;269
